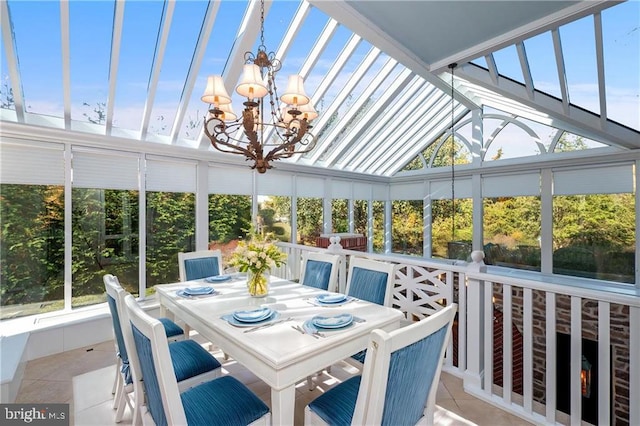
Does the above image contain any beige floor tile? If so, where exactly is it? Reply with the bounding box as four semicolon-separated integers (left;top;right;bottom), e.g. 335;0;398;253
73;366;114;412
15;379;72;404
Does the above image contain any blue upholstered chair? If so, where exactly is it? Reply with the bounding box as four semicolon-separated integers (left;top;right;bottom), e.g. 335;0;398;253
123;293;270;426
104;274;185;423
300;252;340;292
178;249;223;282
104;275;221;425
345;257;396;307
305;303;457;426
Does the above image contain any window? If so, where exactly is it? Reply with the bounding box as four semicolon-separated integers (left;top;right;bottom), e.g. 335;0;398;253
331;198;348;233
296;197;323;246
392;200;423;256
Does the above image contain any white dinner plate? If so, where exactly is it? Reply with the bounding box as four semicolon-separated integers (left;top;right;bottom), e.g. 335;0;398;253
223;311;279;327
312;313;353;329
233;307;273;323
316;293;348;304
204;275;231;283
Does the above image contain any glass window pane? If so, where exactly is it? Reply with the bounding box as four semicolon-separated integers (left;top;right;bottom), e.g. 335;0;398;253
112;1;164;132
431;198;473;260
553;194;635;284
524;31;562;99
8;0;63;117
1;40;14;111
560;15;599;114
69;1;114;123
354;200;368;241
483;196;541;271
72;189;140;306
392;200;423;256
372;200;384;253
331;198;348;233
259;196;291;243
602;1;640;130
296;197;322;246
492;45;524;84
208;194;251;264
145;191;195;288
1;184;65;320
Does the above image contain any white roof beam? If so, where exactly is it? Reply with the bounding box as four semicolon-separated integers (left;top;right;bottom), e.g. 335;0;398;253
552;28;570;115
170;1;220;144
0;0;25;122
306;46;381;163
323;58;399;166
299;18;338;78
326;67;414;168
105;0;125;136
350;84;438;172
457;63;639;149
384;103;469;176
335;76;425;168
485;54;499;85
593;12;607;130
379;95;457;176
60;0;71;130
516;42;534;100
139;0;175;140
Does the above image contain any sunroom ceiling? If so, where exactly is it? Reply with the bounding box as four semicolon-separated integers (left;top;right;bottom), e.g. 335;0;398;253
1;1;638;178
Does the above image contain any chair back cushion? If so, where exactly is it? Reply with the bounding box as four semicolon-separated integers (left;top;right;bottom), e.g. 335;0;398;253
347;267;388;305
132;323;168;426
381;324;449;425
302;260;333;290
106;292;131;385
184;257;220;280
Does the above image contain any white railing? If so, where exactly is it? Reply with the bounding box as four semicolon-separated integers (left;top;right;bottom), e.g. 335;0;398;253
275;242;640;425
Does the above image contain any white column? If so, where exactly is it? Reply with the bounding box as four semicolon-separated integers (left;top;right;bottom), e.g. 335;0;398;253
464;251;486;392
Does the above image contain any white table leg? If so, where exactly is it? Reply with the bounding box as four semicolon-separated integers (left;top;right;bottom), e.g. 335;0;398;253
271;385;296;426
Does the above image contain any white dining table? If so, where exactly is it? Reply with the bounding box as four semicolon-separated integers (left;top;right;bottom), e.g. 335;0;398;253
155;276;404;426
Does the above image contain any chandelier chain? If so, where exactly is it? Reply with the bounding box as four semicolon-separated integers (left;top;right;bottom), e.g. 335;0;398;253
260;0;265;48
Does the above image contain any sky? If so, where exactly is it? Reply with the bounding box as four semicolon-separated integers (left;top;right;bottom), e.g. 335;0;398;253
1;0;638;149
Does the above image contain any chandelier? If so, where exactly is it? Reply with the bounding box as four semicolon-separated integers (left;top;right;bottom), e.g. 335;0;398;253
201;0;317;173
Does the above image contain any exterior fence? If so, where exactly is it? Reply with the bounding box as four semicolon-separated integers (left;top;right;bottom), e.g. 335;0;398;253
275;242;640;426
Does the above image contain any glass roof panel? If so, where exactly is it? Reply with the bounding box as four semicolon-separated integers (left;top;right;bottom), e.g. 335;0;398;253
491;45;525;84
524;31;561;99
602;1;639;130
181;1;247;140
559;15;600;114
306;24;353;111
148;0;210;136
285;5;329;78
112;1;164;132
69;1;115;123
8;0;63;117
470;56;488;69
1;37;13;110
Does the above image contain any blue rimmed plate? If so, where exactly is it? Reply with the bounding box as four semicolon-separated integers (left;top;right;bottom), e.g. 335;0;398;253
316;293;348;304
312;313;353;329
182;286;214;296
204;275;231;283
232;306;273;323
223;311;279;327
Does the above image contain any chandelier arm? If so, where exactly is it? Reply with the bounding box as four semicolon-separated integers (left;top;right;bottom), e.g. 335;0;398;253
204;118;256;158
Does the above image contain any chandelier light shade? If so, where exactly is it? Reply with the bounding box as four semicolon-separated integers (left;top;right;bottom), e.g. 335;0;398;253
201;0;317;173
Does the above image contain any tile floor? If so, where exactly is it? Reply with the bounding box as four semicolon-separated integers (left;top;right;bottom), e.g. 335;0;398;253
15;338;532;426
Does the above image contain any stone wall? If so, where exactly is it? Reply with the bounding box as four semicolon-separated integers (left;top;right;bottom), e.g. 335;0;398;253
492;284;631;425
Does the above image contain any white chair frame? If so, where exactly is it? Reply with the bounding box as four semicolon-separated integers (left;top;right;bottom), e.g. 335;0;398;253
177;249;223;282
305;303;457;426
299;251;341;292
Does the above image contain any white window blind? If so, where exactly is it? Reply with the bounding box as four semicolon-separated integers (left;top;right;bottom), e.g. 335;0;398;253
372;183;389;200
391;182;424;200
0;141;65;185
145;157;197;192
482;172;540;197
554;164;634;195
256;172;292;196
353;182;372;199
209;166;252;195
331;180;352;199
430;179;472;199
72;149;139;190
296;176;324;198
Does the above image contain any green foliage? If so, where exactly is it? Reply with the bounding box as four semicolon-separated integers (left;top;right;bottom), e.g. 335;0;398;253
392;200;423;255
331;199;348;233
208;194;251;243
296;197;323;245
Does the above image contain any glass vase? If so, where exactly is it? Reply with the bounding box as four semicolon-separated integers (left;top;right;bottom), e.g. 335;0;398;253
247;270;270;297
